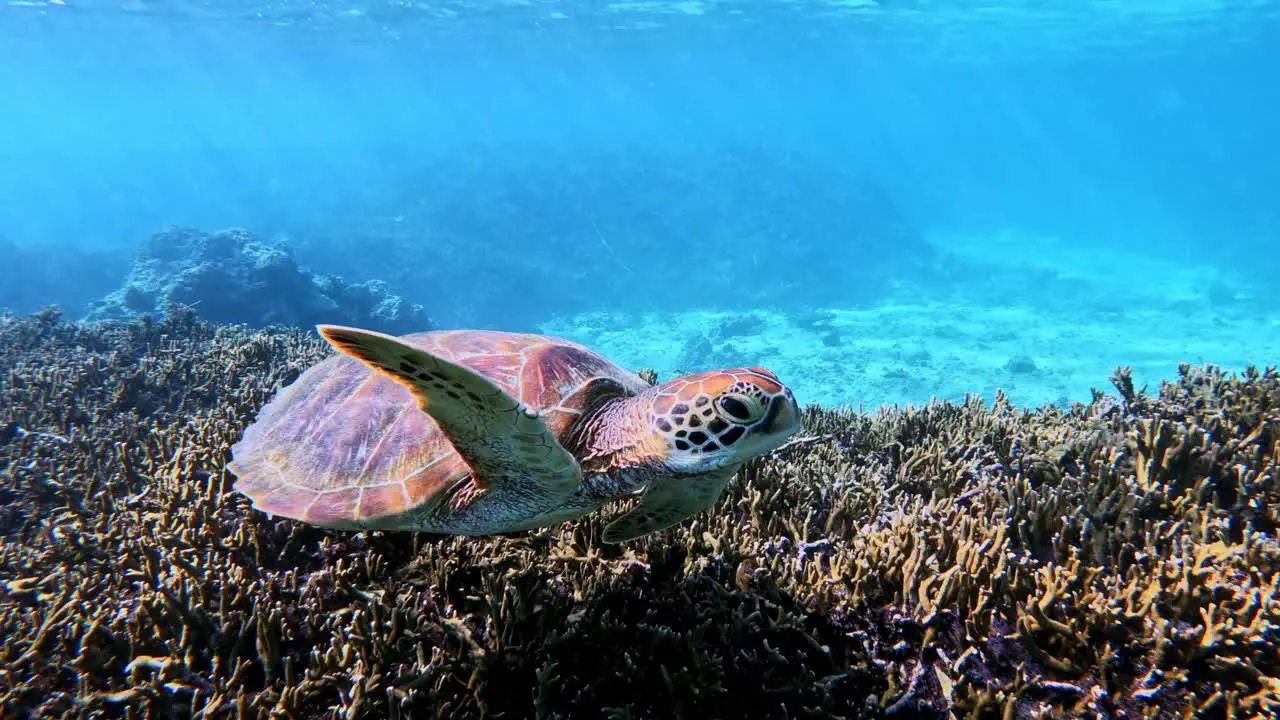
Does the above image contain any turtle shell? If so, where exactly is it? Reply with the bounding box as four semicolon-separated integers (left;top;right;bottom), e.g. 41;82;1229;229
229;329;650;527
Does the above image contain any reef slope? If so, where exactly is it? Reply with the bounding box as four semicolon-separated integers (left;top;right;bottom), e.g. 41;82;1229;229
1;309;1277;719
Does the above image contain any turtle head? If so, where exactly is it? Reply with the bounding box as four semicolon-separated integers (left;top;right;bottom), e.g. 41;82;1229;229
647;367;801;472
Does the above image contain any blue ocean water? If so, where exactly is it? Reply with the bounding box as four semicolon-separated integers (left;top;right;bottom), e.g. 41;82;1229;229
2;0;1278;409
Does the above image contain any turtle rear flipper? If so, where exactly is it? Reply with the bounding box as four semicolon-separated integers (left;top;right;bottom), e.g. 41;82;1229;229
317;324;583;503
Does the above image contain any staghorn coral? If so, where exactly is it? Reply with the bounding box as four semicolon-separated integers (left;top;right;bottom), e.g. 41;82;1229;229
0;310;1277;719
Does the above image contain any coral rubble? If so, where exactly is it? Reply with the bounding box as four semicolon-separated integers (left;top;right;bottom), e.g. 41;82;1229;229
85;226;429;334
1;310;1277;719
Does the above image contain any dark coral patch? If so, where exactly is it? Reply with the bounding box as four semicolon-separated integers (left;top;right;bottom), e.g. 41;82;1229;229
1;310;1277;720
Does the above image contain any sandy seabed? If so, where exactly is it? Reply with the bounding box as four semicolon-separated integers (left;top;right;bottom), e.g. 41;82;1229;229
541;232;1279;409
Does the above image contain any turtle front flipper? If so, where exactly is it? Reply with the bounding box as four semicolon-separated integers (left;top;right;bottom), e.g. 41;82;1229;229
601;467;736;543
316;325;583;503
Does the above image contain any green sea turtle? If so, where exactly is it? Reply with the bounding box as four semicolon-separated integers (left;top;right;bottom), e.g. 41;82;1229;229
229;325;801;543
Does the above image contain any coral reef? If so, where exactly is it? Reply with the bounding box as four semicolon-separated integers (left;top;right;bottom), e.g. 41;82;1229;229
1;310;1277;719
1003;354;1039;375
85;226;429;334
676;312;776;373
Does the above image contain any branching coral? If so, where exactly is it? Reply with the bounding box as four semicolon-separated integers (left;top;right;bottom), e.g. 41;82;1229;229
1;309;1276;719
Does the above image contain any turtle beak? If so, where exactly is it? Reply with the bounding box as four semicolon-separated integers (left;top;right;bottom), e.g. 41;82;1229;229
760;391;801;439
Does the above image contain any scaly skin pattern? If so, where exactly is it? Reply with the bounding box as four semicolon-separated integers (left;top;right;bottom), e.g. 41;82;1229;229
231;329;647;530
233;326;800;541
419;367;801;537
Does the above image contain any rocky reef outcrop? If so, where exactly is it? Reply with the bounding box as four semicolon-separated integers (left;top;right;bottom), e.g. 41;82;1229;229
1;310;1277;718
85;226;428;334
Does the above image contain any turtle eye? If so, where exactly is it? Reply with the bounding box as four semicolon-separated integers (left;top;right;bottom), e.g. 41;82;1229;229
715;394;766;424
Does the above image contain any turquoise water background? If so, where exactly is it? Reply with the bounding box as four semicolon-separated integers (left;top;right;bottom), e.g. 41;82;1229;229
2;0;1277;408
